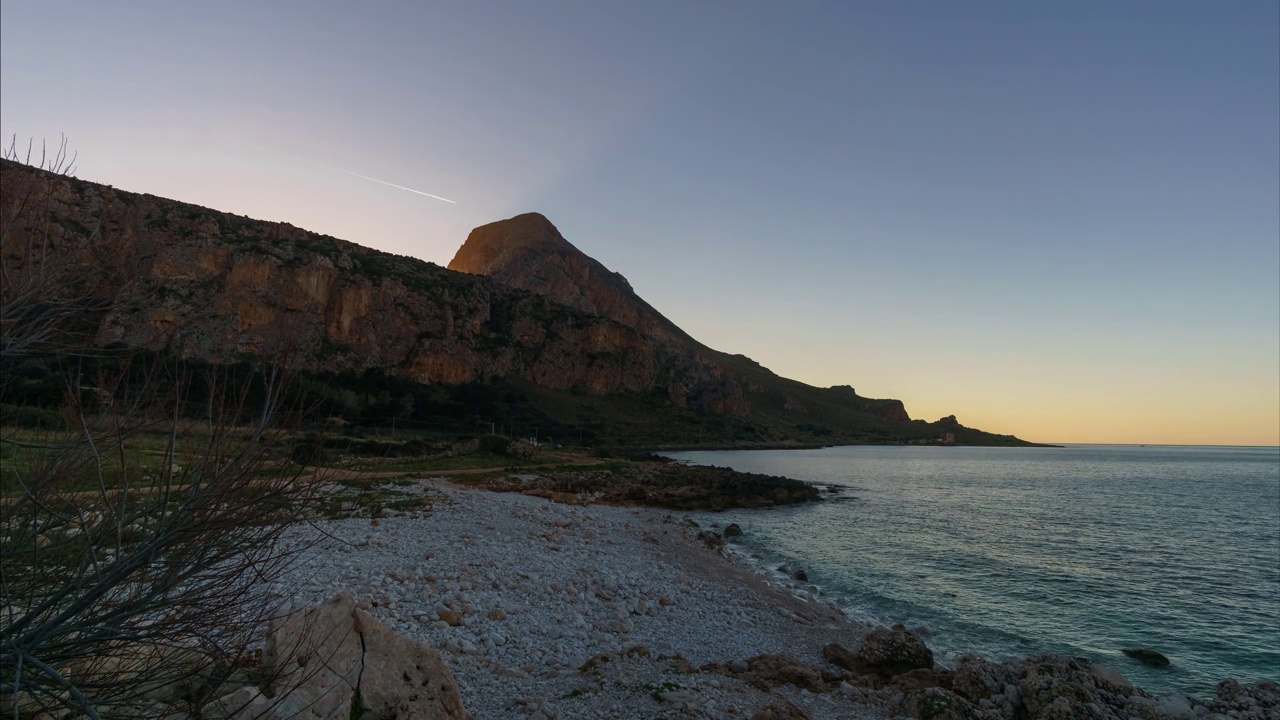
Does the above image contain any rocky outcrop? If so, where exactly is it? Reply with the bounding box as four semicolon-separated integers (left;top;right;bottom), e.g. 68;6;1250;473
483;461;822;509
825;624;935;678
1122;648;1171;667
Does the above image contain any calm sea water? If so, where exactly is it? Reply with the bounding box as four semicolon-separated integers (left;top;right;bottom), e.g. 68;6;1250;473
665;444;1280;696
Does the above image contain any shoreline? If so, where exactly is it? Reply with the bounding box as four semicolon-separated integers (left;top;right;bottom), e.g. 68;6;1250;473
644;440;1064;452
274;478;874;719
268;478;1274;720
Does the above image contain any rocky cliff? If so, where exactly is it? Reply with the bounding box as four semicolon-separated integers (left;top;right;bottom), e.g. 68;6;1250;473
0;159;1036;445
450;213;690;347
449;212;923;427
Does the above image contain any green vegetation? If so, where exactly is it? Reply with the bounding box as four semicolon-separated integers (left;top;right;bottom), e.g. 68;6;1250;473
2;349;1040;461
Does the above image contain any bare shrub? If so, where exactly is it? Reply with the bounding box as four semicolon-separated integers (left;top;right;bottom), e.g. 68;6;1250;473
1;143;321;718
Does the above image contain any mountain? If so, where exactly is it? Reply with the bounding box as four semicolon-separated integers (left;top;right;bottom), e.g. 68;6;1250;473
449;213;690;346
0;159;1039;446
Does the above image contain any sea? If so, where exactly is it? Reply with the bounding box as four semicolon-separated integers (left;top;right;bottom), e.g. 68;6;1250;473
664;444;1280;696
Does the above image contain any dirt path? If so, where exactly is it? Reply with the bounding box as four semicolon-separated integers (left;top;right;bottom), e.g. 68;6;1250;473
305;456;604;482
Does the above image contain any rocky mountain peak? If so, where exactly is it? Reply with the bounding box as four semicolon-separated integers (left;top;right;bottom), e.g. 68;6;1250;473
448;213;684;344
447;213;576;275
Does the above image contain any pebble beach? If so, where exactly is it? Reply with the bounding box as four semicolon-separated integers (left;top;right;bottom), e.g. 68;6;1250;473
271;478;879;719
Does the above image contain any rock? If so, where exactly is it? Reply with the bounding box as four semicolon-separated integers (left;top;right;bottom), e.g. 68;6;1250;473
1217;678;1248;703
740;654;826;691
262;594;362;719
898;687;981;720
1195;679;1280;717
353;607;473;719
1090;663;1133;689
723;523;742;537
793;569;808;582
1122;648;1171;667
487;608;507;621
439;610;464;626
1155;694;1194;719
957;655;1151;720
832;625;934;678
201;686;271;720
262;594;473;720
658;690;696;704
822;642;855;670
892;667;955;692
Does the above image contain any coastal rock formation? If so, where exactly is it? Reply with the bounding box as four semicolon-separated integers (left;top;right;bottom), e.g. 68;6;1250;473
826;624;935;678
482;461;822;509
1123;648;1172;667
0;159;1037;446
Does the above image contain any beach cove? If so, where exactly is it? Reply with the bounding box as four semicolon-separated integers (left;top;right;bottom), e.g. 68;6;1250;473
261;473;1277;720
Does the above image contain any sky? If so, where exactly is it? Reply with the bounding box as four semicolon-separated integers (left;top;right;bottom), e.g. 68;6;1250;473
2;1;1277;446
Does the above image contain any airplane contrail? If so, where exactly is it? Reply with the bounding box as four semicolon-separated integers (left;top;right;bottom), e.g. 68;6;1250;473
329;166;456;204
229;137;457;205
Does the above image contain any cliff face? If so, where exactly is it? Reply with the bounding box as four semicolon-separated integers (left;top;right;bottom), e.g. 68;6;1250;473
1;160;1032;444
0;161;747;414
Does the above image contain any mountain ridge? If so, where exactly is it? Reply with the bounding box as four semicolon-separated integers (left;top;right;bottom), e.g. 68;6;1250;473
0;159;1041;446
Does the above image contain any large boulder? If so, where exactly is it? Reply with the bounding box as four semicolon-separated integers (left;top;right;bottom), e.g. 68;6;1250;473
354;607;472;719
259;593;472;720
827;624;934;678
262;594;363;719
1121;648;1170;667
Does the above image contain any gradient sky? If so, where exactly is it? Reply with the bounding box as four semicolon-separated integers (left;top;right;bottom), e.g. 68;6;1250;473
3;1;1277;445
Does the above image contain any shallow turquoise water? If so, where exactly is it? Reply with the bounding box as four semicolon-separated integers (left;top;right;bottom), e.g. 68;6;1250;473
665;444;1280;696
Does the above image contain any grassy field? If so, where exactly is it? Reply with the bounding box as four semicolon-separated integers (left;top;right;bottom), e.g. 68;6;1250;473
0;422;618;498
